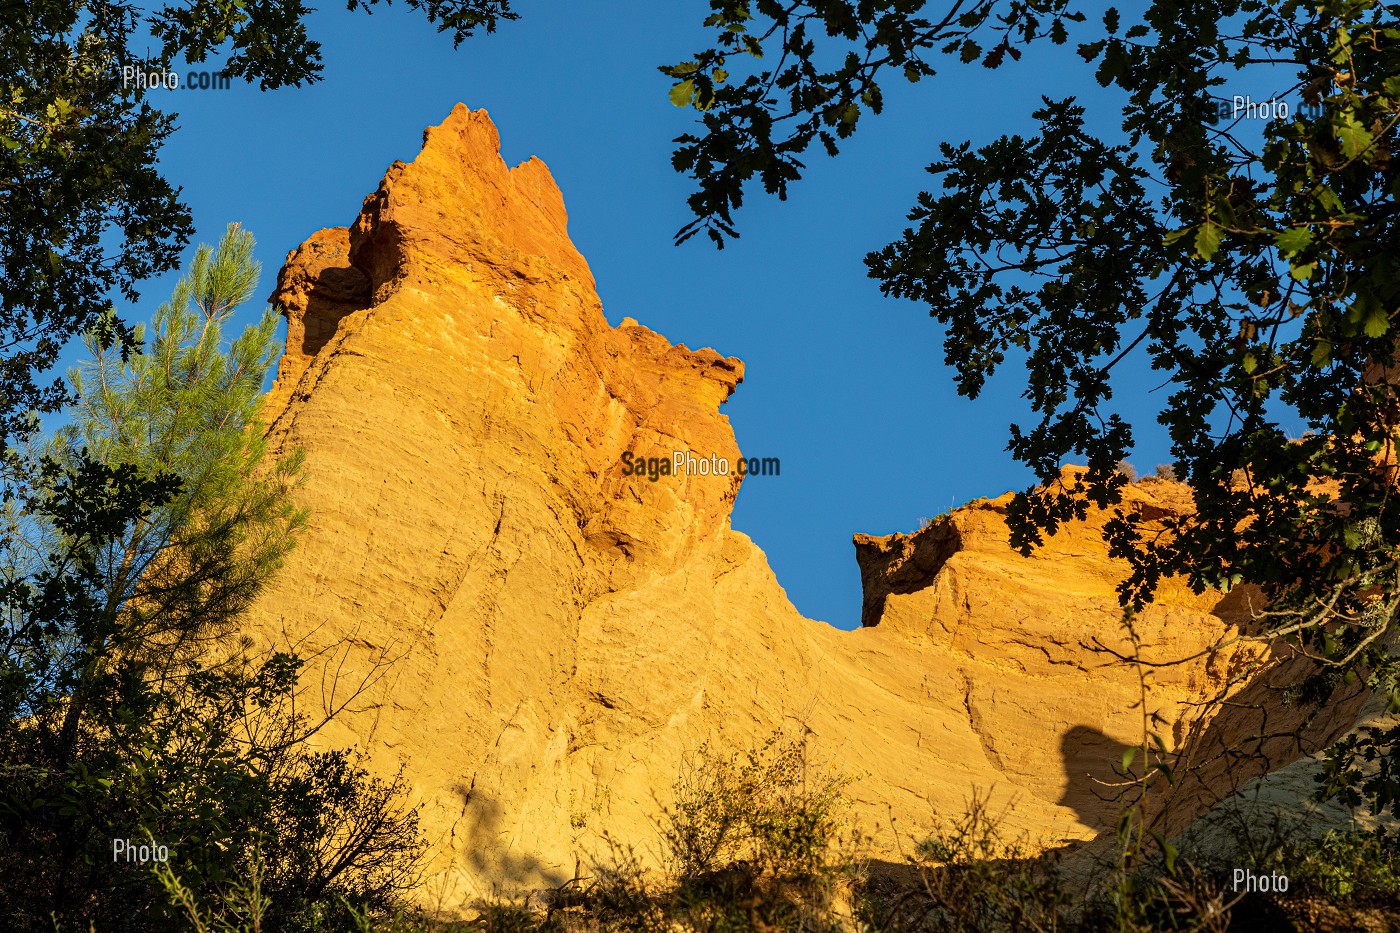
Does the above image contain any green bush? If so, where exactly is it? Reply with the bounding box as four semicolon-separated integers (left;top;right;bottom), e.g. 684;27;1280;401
466;743;1400;933
481;730;859;933
1269;828;1400;905
662;730;853;882
0;225;424;932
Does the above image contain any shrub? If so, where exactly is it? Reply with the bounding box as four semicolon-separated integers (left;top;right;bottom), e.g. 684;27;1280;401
877;792;1072;933
662;730;854;882
459;740;1400;933
0;226;424;932
1268;828;1400;905
483;730;858;933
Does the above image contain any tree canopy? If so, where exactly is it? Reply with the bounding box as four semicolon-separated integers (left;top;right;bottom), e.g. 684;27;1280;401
654;0;1400;812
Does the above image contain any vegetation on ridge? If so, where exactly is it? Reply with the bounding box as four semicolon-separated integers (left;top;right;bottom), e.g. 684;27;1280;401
168;732;1400;932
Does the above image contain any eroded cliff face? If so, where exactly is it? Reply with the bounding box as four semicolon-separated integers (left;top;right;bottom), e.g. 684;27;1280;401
247;105;1360;910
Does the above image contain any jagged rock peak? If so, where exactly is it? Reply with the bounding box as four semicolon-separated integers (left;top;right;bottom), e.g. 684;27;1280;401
345;104;595;299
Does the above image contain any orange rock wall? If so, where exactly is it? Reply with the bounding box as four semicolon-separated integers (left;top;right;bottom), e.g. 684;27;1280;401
245;105;1356;910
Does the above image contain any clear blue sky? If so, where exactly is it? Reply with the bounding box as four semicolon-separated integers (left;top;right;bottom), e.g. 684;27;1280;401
122;0;1182;629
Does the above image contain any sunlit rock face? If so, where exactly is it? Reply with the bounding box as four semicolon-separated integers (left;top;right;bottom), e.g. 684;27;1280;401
247;105;1362;910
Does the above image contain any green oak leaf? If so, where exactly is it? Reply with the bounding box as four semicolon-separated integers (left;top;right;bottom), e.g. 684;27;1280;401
1194;222;1221;261
669;79;695;107
1274;226;1313;257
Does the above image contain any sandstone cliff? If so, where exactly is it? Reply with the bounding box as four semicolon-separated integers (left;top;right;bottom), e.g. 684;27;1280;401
247;105;1361;910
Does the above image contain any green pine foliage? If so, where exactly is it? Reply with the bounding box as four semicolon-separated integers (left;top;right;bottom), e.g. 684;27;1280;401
55;221;307;660
0;224;423;932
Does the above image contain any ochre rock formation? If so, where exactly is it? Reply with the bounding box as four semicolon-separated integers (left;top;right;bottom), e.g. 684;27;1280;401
247;105;1359;910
